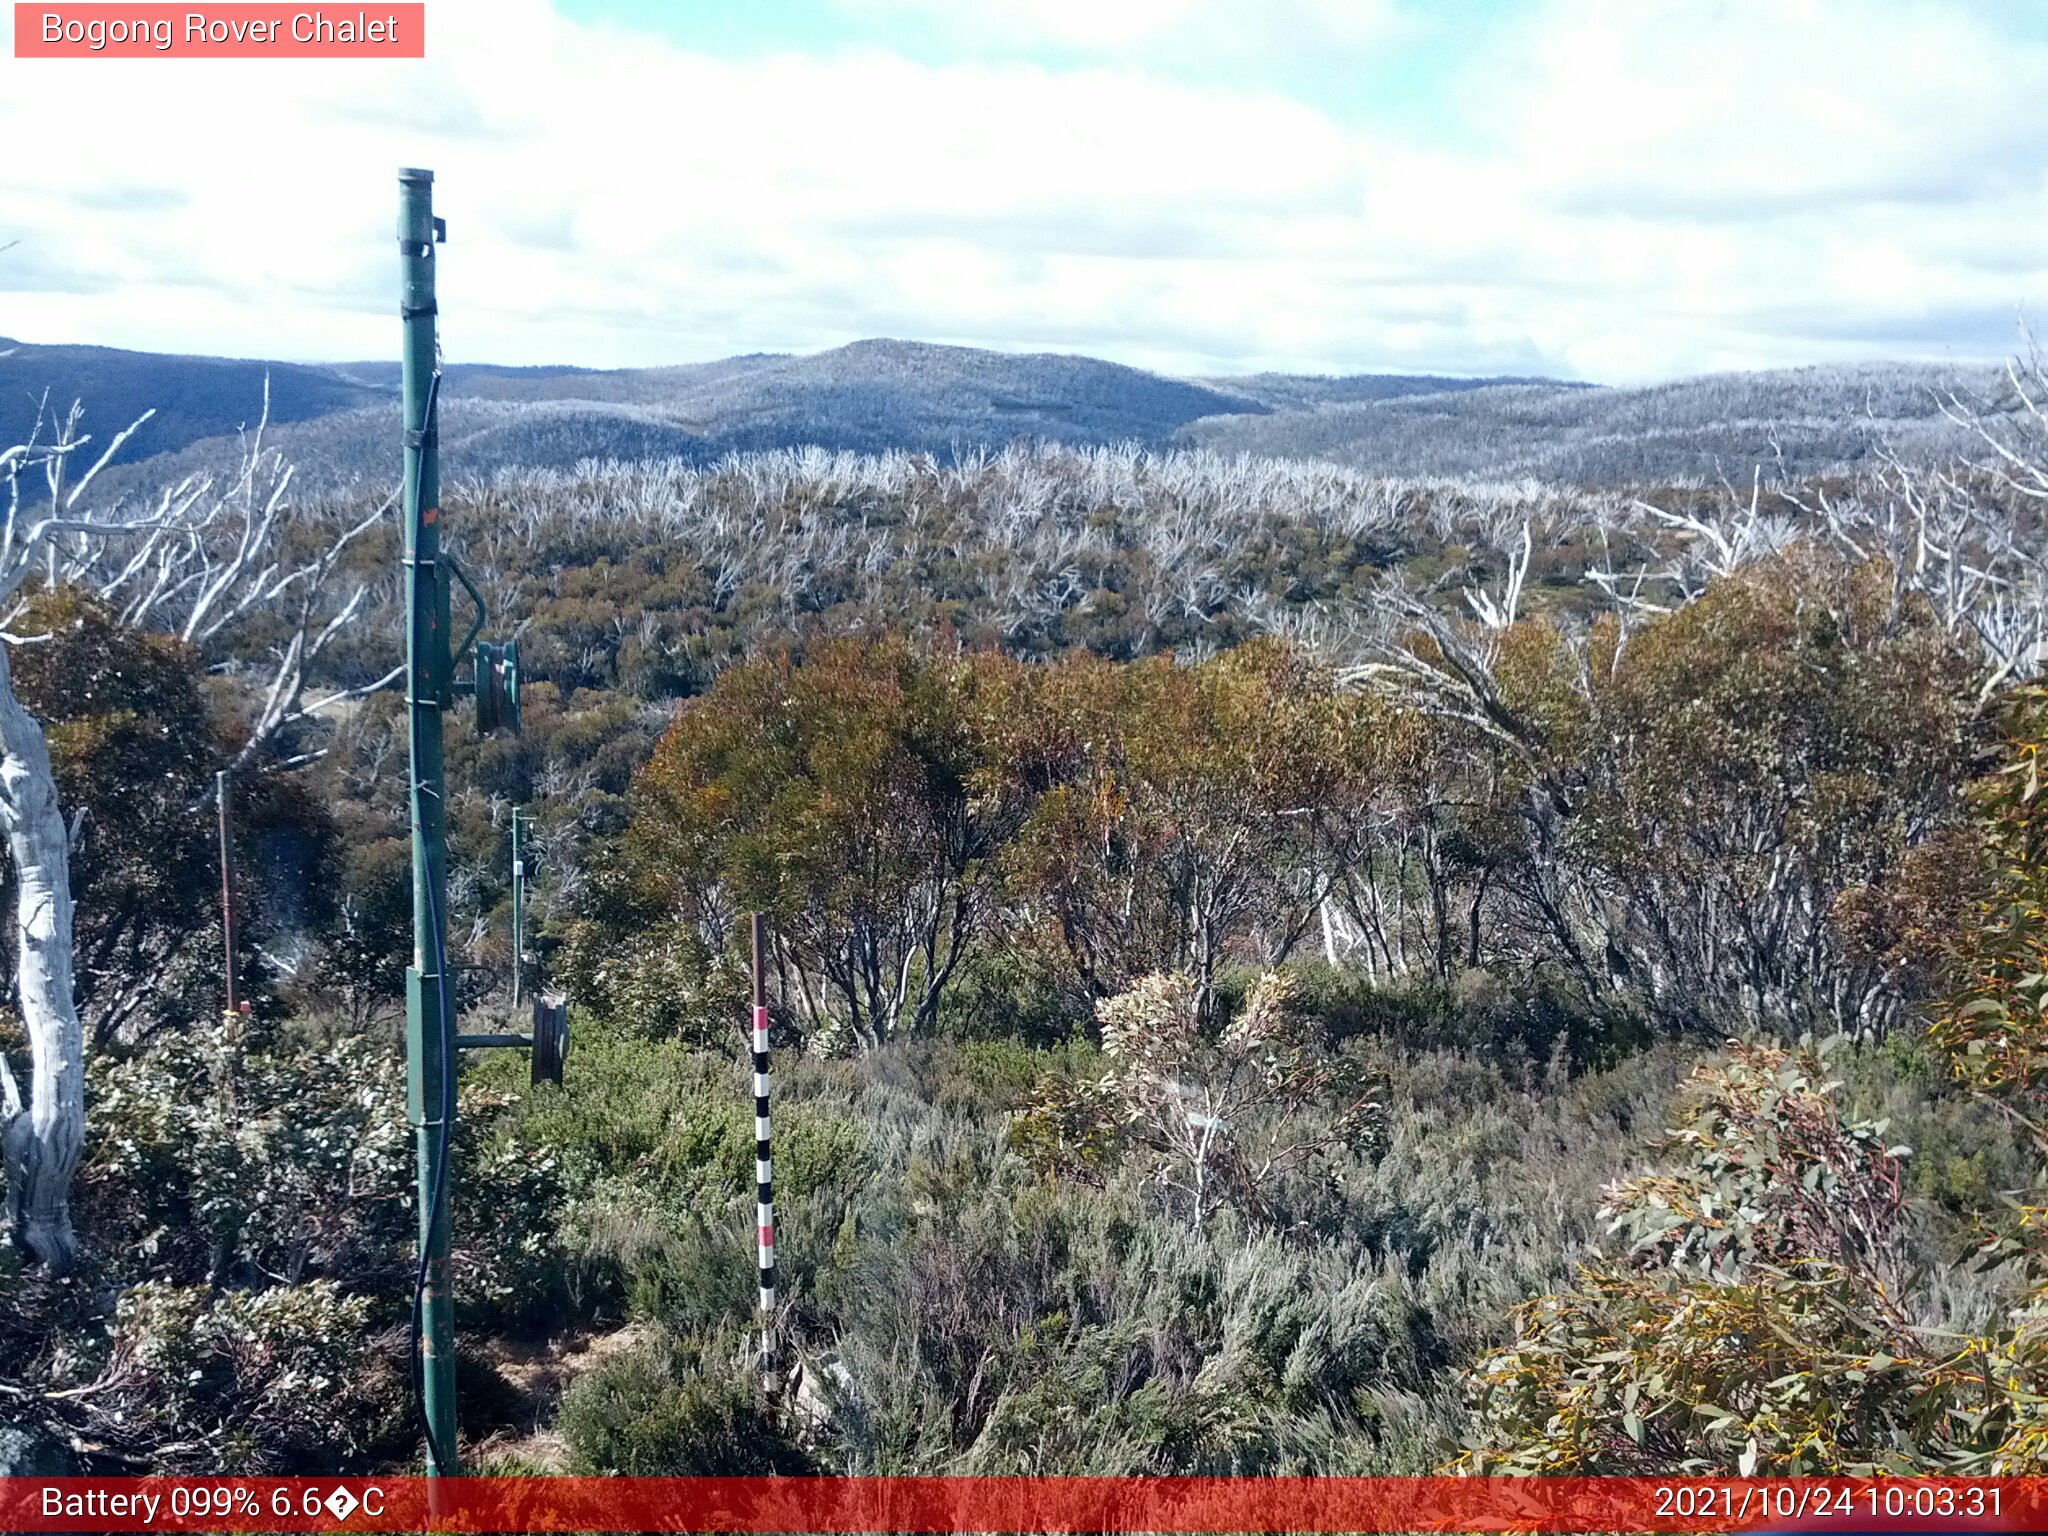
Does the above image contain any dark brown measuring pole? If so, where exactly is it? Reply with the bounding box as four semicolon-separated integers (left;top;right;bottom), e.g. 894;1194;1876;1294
217;769;236;1016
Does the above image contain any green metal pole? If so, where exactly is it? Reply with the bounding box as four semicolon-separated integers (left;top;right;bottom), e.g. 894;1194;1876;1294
398;165;458;1477
510;808;524;1008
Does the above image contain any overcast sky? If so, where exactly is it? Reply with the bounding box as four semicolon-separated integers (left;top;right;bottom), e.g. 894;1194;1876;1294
2;0;2044;383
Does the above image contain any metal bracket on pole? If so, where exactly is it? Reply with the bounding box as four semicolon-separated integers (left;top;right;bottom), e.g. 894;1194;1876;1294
446;553;488;675
453;1001;566;1086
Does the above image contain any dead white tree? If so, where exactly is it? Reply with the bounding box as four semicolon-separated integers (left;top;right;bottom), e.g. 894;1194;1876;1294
41;384;400;777
0;391;394;1269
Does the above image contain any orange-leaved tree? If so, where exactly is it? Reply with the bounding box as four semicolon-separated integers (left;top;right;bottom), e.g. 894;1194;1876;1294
562;635;1028;1050
1456;685;2048;1475
996;639;1393;1024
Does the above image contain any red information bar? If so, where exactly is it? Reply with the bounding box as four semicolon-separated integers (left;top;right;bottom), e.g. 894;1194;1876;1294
0;1477;2043;1533
13;4;425;57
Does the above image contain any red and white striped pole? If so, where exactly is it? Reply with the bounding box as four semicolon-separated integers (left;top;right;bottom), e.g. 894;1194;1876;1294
750;912;777;1390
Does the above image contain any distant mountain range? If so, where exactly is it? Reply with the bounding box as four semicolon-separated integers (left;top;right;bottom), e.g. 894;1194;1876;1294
0;338;385;453
0;334;1574;496
1185;361;2004;484
0;333;2005;497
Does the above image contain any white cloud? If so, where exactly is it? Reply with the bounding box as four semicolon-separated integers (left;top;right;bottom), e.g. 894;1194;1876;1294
0;0;2041;382
824;0;1405;61
1492;0;2048;215
833;0;1206;53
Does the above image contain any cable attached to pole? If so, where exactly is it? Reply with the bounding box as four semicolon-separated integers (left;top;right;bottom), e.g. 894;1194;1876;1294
403;364;457;1478
409;850;457;1477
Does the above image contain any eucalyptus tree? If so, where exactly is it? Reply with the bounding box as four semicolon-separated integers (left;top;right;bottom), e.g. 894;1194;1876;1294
1337;351;2048;1036
0;394;388;1269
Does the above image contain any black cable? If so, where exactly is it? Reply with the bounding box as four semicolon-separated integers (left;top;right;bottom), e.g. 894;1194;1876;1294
408;853;457;1474
403;366;459;1477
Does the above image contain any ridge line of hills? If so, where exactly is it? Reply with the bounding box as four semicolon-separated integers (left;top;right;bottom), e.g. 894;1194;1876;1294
0;332;2008;493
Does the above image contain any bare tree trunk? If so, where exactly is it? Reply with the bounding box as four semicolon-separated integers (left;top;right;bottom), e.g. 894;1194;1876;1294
0;396;388;1272
0;642;83;1271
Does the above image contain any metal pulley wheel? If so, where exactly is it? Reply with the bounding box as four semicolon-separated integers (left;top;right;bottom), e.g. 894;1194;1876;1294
530;995;568;1086
475;638;522;736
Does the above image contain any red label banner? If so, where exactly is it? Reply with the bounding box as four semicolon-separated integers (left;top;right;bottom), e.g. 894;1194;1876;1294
0;1476;2042;1533
13;4;425;57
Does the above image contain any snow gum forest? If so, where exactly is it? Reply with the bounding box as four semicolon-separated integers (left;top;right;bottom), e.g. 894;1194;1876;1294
9;349;2048;1479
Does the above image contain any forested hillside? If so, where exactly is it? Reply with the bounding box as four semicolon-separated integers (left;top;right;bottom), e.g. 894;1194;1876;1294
21;332;2018;504
1186;361;2007;483
9;337;1289;498
5;358;2048;1478
0;337;386;458
7;336;1559;489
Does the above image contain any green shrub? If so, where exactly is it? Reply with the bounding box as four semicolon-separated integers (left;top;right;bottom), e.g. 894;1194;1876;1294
1454;1038;2033;1474
1017;970;1383;1229
92;1281;396;1471
84;1018;412;1290
455;1092;577;1335
936;946;1077;1047
623;1214;758;1332
558;1329;815;1474
940;1036;1072;1113
1267;963;1457;1044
